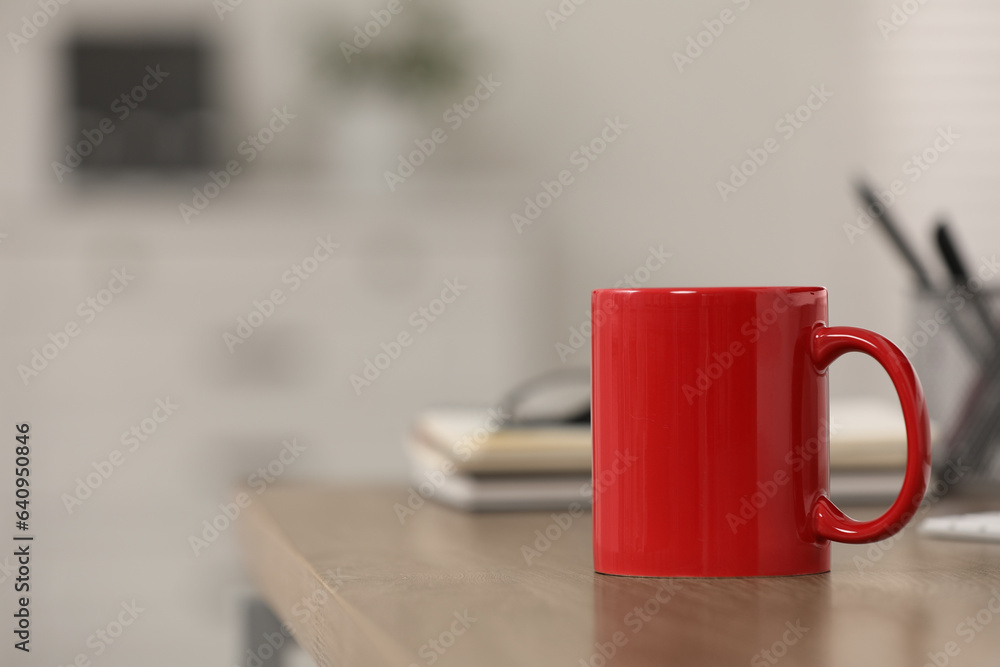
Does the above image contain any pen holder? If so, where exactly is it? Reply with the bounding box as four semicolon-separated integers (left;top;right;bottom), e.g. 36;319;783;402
909;287;1000;486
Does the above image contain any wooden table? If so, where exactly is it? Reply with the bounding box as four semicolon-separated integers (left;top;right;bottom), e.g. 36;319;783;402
237;483;1000;667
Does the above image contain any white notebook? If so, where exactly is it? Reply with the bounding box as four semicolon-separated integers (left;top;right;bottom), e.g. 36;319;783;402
920;512;1000;543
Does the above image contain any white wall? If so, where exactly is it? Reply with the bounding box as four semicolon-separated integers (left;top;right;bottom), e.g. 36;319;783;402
2;1;998;665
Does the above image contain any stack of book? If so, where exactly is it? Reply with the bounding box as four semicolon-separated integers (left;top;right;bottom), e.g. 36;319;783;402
406;407;591;511
828;398;923;504
405;399;932;512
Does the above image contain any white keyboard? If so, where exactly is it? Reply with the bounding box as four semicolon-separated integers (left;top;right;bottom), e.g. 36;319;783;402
920;512;1000;543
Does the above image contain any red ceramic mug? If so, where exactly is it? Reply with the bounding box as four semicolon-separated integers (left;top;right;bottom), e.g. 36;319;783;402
591;286;931;577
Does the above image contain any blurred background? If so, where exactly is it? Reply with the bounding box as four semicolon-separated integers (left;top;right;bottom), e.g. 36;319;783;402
2;0;1000;664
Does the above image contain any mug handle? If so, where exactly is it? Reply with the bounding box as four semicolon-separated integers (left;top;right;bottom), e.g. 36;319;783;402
810;326;932;544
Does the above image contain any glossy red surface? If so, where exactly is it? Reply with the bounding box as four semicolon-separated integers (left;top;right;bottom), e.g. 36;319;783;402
591;287;930;577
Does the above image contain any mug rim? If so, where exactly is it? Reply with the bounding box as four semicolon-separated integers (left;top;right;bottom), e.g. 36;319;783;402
593;286;826;294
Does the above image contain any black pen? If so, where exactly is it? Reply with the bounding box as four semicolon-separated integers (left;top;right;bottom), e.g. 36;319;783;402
934;219;1000;474
935;220;999;343
855;180;935;291
853;180;986;364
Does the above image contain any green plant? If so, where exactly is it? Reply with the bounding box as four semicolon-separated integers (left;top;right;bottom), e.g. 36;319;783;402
320;5;469;98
